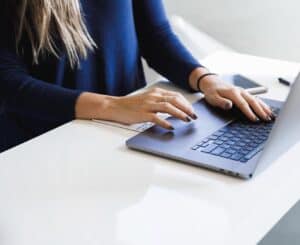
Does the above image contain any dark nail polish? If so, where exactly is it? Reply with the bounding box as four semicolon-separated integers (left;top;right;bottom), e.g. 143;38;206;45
186;117;191;122
271;113;277;119
225;102;232;110
169;126;175;130
192;113;198;120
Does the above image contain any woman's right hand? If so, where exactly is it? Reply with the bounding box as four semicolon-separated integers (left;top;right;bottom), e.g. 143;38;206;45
75;88;198;130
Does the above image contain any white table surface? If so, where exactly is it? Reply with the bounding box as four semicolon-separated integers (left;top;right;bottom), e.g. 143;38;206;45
0;51;300;245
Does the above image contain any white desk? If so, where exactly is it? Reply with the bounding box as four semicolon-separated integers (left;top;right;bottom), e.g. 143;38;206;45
0;52;300;245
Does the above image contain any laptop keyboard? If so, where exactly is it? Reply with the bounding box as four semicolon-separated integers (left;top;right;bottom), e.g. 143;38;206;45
191;108;280;163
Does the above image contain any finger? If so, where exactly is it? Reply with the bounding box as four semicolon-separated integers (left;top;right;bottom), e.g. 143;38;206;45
149;90;196;117
160;90;183;97
148;114;174;130
149;87;165;94
229;91;259;122
257;98;274;117
152;102;191;122
163;96;197;119
160;90;192;107
242;91;271;121
206;93;233;110
161;91;196;111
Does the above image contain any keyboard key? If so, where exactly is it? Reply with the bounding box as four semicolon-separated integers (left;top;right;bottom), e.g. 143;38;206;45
208;135;218;140
224;133;234;138
232;145;242;150
207;140;216;145
220;152;232;158
240;158;248;163
245;146;255;151
225;149;236;154
258;135;267;140
191;145;200;150
201;144;218;153
211;147;226;156
237;142;246;147
254;139;264;144
214;140;224;145
241;149;250;155
244;144;264;160
249;142;258;148
230;153;243;161
219;136;229;141
213;131;224;137
235;133;244;138
231;137;240;142
222;144;231;149
198;143;209;148
226;141;235;145
219;128;229;133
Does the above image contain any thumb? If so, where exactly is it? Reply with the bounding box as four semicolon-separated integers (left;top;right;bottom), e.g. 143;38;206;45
212;94;233;110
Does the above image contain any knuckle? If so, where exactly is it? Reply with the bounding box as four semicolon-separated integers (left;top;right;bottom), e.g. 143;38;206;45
162;102;170;109
145;100;155;107
238;100;248;108
152;87;161;93
172;96;180;104
243;92;254;100
174;92;181;97
248;96;257;104
149;94;159;100
149;114;158;122
231;87;241;94
241;89;249;95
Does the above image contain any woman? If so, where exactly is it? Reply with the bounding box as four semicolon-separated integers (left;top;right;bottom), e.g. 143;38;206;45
0;0;273;152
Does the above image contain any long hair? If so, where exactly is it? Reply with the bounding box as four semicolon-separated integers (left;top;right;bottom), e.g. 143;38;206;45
14;0;96;67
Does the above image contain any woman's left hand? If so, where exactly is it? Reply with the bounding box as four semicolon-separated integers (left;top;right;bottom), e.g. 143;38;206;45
198;74;274;122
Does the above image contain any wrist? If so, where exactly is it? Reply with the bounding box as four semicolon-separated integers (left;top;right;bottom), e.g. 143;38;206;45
189;67;217;92
75;92;118;120
189;67;210;91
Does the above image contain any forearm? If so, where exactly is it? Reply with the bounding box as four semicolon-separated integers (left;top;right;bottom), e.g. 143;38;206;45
1;74;81;122
133;0;202;90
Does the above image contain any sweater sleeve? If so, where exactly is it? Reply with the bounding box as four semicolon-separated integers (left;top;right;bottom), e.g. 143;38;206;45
0;48;82;123
133;0;203;90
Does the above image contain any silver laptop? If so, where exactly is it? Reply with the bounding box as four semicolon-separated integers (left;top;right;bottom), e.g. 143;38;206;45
126;74;300;179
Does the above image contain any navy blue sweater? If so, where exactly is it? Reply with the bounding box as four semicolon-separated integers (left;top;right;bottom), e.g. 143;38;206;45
0;0;201;150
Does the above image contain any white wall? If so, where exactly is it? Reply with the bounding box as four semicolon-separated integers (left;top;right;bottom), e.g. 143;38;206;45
164;0;300;62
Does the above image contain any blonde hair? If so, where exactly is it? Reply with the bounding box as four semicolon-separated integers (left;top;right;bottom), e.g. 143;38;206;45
15;0;96;67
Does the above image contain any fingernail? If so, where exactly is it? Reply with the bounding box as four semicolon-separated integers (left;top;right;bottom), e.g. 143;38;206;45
267;116;272;121
224;102;232;110
271;113;276;119
192;113;198;120
169;126;175;130
186;117;191;122
255;117;260;122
